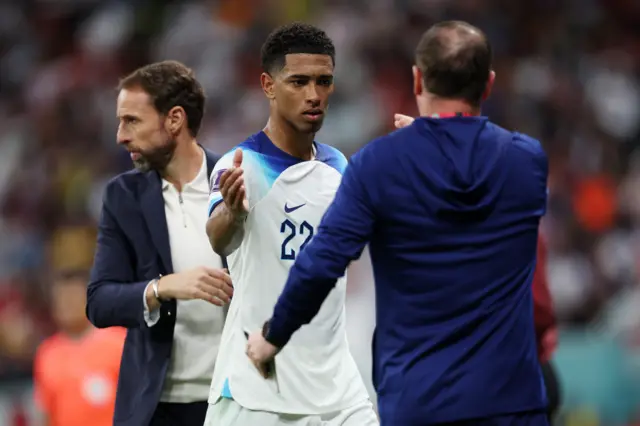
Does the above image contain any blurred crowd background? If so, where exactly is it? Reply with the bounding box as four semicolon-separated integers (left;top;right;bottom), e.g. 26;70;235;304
1;0;640;424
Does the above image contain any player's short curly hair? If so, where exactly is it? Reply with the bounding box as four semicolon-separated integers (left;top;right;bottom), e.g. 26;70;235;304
118;60;205;137
260;22;335;74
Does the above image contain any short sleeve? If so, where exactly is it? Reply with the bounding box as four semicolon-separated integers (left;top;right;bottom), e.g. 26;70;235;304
208;152;236;216
323;145;349;175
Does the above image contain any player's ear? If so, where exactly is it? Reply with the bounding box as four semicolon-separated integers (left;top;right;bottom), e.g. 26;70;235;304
482;70;496;101
165;106;186;136
412;65;423;97
261;72;276;100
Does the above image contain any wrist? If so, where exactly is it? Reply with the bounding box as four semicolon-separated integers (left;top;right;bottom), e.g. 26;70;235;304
155;275;170;300
262;319;284;349
145;281;161;312
225;204;247;223
233;212;247;225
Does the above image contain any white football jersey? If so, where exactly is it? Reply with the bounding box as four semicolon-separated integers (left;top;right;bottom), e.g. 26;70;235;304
207;131;369;415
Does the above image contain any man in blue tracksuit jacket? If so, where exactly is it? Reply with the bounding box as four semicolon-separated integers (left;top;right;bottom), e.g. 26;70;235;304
246;20;549;426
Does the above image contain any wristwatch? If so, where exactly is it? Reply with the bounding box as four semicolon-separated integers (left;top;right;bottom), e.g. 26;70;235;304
150;275;163;301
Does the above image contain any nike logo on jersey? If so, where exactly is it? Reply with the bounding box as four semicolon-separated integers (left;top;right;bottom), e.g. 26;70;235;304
284;203;306;213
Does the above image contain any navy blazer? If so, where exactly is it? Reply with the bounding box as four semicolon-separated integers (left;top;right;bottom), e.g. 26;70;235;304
87;149;221;426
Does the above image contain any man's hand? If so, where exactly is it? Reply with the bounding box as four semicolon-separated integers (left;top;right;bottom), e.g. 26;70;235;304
155;267;233;306
246;330;278;378
394;113;415;129
220;149;249;219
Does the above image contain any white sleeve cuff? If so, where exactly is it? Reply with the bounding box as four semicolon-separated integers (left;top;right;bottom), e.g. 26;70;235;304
143;281;161;327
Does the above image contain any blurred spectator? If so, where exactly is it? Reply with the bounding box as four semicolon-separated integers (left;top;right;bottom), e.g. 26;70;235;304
33;270;125;426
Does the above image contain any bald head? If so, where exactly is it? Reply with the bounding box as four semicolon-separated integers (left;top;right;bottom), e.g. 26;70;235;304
415;21;492;106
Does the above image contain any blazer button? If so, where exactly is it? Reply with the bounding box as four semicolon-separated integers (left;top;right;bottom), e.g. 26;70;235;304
168;311;172;316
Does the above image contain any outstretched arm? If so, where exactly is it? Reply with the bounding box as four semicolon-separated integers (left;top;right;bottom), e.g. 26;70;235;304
206;148;248;256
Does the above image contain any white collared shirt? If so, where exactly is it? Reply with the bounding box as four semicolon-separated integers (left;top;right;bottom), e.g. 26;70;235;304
143;150;226;403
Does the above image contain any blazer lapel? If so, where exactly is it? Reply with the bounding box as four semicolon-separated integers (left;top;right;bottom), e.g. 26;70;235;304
140;171;174;274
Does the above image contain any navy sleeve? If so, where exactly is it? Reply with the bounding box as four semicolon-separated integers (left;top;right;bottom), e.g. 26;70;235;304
266;154;377;348
86;191;150;329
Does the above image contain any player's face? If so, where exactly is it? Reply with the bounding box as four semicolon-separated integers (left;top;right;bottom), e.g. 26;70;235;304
272;54;334;134
116;87;177;172
51;278;89;334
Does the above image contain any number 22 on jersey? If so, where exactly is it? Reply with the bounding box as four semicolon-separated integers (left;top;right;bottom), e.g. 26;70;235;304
280;219;315;260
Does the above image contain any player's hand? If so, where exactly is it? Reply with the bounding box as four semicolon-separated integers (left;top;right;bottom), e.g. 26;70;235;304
246;331;278;378
220;149;249;220
394;113;415;129
157;267;233;306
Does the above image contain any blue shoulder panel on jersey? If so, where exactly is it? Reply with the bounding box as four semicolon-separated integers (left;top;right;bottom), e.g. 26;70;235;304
316;142;348;175
209;133;348;217
248;131;319;189
244;133;292;190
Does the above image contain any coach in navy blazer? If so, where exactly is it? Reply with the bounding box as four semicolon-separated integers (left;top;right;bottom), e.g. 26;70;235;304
86;61;232;426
